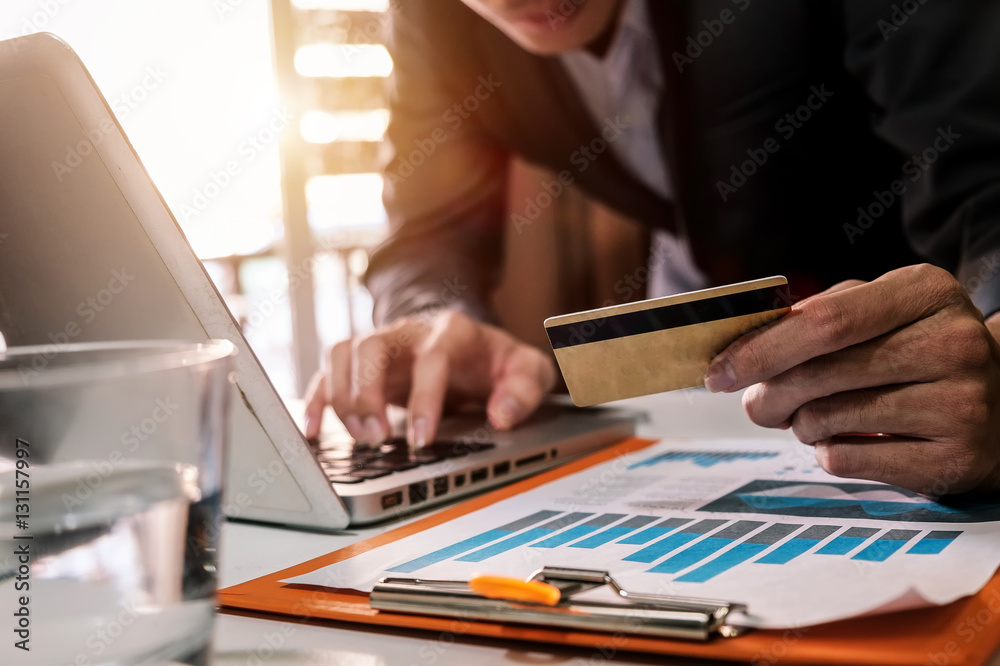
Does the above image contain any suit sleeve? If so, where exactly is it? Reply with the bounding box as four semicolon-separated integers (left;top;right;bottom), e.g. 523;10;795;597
841;0;1000;317
363;5;509;326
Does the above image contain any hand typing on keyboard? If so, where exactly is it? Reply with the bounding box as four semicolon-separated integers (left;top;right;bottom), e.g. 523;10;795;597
309;436;495;484
302;311;556;449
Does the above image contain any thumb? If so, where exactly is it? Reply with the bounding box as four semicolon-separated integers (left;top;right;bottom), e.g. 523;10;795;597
486;347;557;430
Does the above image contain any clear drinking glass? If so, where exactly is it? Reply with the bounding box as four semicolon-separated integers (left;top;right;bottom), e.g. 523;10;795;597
0;340;234;665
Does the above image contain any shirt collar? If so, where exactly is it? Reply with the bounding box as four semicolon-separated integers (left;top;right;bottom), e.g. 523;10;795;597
617;0;653;45
565;0;652;64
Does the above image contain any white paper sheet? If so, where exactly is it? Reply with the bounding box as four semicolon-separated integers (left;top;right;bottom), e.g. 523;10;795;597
286;439;1000;628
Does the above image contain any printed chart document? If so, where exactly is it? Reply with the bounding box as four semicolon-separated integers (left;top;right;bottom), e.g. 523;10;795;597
286;439;1000;628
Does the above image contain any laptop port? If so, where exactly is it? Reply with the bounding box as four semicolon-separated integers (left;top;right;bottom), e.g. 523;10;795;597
492;461;510;476
515;452;546;468
470;467;488;484
454;474;466;488
381;491;403;510
432;475;449;497
408;481;429;505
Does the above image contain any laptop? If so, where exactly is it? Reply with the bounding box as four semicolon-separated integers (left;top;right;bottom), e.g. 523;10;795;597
0;33;638;530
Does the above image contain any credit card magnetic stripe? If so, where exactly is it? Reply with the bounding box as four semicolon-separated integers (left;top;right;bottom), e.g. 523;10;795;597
546;282;792;349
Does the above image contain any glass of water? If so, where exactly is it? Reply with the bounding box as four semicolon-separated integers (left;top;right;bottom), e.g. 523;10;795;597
0;340;234;665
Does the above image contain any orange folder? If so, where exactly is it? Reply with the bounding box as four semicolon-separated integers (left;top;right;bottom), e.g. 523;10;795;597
219;438;1000;665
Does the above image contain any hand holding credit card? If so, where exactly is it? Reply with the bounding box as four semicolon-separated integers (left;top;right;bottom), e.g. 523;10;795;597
544;277;791;406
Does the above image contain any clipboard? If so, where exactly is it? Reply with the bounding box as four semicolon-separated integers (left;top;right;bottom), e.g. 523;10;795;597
219;437;1000;665
370;566;748;640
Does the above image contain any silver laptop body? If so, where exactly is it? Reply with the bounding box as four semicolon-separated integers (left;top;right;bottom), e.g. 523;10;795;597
0;33;637;529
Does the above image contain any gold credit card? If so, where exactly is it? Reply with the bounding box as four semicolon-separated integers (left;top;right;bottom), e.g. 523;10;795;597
544;276;791;406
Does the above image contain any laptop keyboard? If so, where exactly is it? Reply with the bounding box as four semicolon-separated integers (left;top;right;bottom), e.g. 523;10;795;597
311;437;496;484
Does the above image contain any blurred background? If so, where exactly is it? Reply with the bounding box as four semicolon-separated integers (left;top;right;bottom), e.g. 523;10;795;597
0;0;643;402
1;0;391;397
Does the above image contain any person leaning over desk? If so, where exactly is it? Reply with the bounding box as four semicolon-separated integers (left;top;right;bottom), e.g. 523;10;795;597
305;0;1000;497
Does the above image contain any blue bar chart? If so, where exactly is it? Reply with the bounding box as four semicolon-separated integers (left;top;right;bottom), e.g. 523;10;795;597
647;521;764;573
816;527;880;555
908;530;962;554
623;519;728;563
571;515;658;549
534;514;626;548
853;529;921;561
757;525;839;564
386;509;966;583
676;523;800;582
387;510;562;573
456;512;594;562
629;450;780;470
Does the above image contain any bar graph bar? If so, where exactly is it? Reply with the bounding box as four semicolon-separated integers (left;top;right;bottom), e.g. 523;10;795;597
387;510;561;573
388;510;966;579
907;530;963;555
533;514;627;548
456;512;594;562
816;527;879;555
624;519;728;564
676;523;800;582
756;525;840;564
853;529;920;562
617;517;691;545
629;450;780;470
648;521;764;574
570;515;658;549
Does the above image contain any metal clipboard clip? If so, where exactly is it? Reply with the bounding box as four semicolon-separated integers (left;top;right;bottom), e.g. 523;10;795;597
370;566;748;641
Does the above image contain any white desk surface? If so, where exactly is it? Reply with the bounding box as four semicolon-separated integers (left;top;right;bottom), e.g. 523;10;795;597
209;389;824;665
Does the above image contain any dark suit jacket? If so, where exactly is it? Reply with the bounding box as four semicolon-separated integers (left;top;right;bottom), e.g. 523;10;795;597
366;0;1000;325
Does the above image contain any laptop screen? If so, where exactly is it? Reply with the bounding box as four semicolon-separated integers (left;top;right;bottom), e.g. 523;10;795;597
0;73;205;348
0;63;328;521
